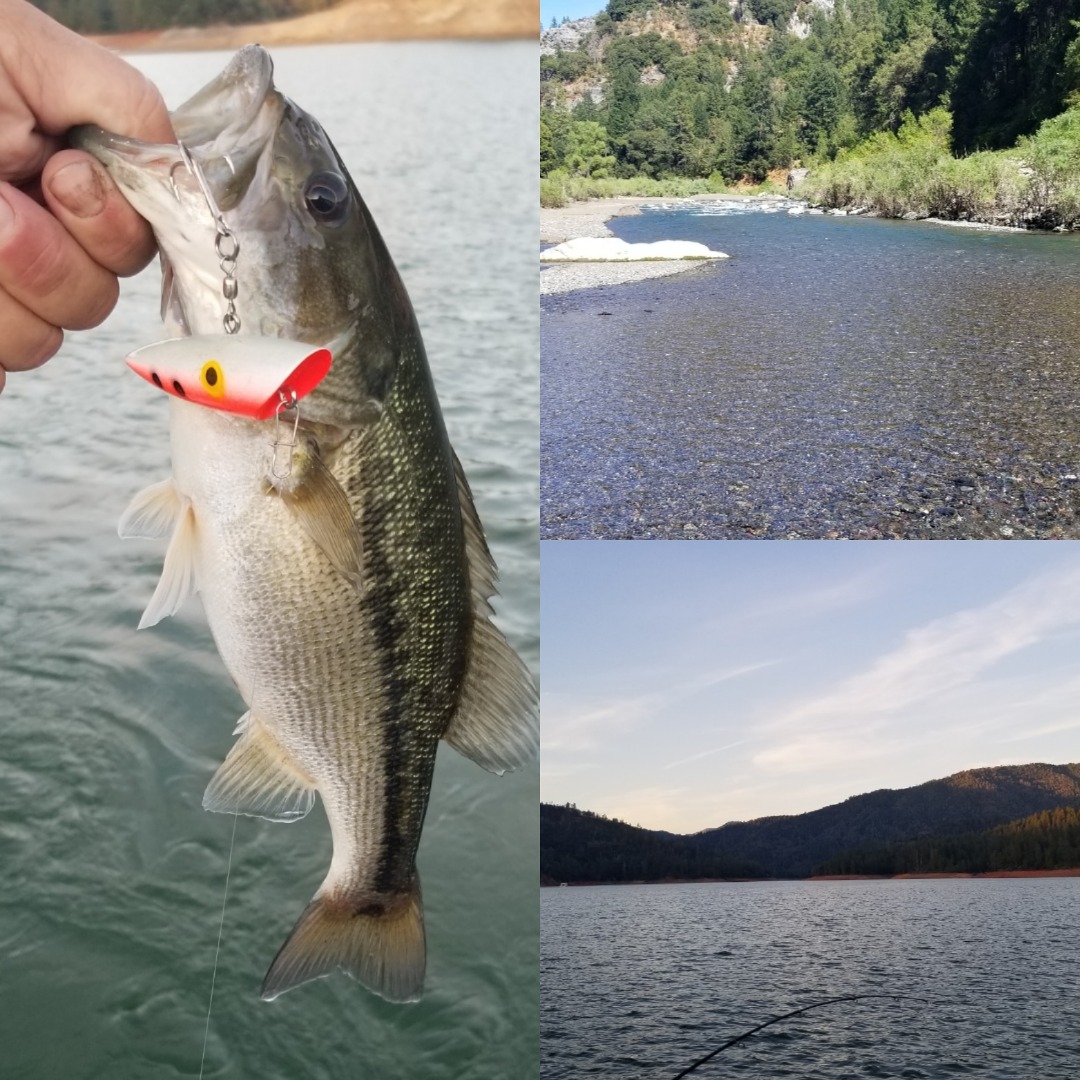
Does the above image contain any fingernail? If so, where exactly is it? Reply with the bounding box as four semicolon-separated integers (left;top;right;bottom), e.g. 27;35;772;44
49;160;107;219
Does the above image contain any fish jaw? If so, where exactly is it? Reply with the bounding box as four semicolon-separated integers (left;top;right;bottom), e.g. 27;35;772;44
71;45;287;338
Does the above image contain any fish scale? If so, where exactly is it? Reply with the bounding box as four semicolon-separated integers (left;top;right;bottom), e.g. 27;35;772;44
74;45;537;1003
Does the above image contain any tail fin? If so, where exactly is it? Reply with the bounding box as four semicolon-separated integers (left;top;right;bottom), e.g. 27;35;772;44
260;879;425;1003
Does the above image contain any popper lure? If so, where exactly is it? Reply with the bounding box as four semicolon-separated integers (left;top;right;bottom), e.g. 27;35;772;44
125;336;333;420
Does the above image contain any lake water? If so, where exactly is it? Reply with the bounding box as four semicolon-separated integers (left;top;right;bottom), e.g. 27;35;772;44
541;879;1080;1078
541;203;1080;539
0;41;538;1079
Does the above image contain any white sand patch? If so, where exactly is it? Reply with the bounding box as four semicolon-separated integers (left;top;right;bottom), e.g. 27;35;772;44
541;237;729;262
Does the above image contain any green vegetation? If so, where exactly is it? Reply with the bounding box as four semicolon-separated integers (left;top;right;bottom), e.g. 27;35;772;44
816;805;1080;875
799;104;1080;227
30;0;333;34
541;0;1080;224
540;172;734;207
540;803;763;884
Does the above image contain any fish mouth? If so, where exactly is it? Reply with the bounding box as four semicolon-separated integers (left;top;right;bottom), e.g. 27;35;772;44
72;45;282;218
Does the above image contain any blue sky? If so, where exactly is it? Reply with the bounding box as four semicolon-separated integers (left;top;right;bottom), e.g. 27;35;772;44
542;542;1080;833
541;2;603;28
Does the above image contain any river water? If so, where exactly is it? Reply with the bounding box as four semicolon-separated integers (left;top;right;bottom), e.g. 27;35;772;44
541;879;1080;1078
541;203;1080;539
0;41;538;1079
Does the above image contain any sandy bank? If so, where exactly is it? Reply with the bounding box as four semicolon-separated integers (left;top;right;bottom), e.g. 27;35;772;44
540;193;755;295
89;0;535;52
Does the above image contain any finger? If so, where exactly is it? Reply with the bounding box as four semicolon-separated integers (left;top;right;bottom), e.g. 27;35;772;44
0;3;174;145
0;181;118;330
0;286;64;376
42;149;157;277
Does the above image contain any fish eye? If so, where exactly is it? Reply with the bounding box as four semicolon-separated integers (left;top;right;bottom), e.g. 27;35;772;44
200;359;226;398
303;171;350;227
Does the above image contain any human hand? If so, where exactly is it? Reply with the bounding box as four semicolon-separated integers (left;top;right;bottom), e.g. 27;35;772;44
0;0;174;393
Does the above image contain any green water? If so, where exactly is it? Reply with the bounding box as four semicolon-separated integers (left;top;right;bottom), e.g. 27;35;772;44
0;42;538;1079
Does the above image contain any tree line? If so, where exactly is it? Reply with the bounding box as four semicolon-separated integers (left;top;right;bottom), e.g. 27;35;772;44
540;803;763;884
541;0;1080;185
815;805;1080;875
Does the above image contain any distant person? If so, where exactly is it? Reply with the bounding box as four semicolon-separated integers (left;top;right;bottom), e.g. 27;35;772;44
0;0;173;393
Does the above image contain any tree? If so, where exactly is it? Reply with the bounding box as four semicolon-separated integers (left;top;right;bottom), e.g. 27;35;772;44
564;121;618;177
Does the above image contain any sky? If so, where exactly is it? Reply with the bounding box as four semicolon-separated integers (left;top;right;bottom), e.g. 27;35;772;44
541;2;603;29
541;541;1080;834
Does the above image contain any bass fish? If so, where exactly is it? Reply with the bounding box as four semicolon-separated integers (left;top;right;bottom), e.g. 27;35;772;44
74;46;537;1002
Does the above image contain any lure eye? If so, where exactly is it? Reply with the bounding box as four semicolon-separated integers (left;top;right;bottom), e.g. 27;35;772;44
303;171;350;226
200;359;226;398
172;380;186;397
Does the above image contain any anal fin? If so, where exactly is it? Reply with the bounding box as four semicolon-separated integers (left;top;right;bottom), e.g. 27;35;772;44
203;713;316;823
261;878;425;1003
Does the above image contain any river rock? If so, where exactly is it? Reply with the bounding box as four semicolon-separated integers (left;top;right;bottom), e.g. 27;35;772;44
541;237;729;262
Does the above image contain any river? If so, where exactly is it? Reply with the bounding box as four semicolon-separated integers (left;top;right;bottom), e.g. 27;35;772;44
0;41;538;1080
541;202;1080;539
541;879;1080;1078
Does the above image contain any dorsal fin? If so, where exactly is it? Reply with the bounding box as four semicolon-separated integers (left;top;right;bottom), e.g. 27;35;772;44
442;454;539;775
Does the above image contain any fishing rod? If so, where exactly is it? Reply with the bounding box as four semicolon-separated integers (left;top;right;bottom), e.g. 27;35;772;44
670;993;922;1078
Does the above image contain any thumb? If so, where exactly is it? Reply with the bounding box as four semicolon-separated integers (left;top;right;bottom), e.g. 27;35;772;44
0;0;174;144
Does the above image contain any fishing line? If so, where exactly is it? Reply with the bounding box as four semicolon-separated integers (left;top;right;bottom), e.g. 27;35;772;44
669;993;922;1079
198;805;240;1080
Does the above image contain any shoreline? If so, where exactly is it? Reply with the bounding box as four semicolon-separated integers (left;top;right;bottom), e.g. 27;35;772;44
542;868;1080;886
540;193;769;296
87;0;535;52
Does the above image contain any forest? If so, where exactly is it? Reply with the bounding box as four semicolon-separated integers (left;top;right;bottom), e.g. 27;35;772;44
540;803;764;884
815;805;1080;875
541;0;1080;221
28;0;334;33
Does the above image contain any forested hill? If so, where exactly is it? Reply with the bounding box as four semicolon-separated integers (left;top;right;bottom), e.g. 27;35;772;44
816;804;1080;875
544;764;1080;882
540;803;765;884
695;763;1080;877
540;0;1080;183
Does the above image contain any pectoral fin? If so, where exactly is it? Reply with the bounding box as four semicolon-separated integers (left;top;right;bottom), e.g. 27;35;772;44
268;441;363;590
203;713;316;822
443;454;539;774
138;499;198;628
119;478;182;540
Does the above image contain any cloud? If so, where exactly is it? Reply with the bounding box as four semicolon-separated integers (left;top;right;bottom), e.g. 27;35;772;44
755;562;1080;774
542;661;777;755
664;739;747;770
540;691;662;753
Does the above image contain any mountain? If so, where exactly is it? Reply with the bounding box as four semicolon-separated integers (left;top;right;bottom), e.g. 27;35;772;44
543;764;1080;883
540;803;765;884
540;1;1080;183
694;763;1080;877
